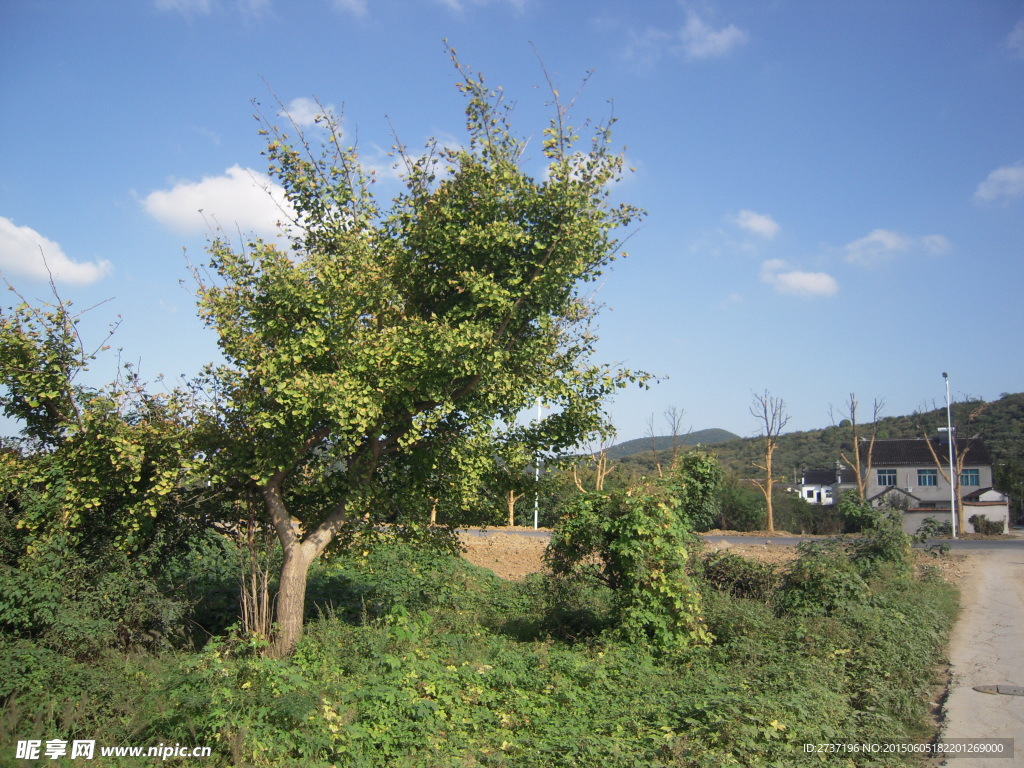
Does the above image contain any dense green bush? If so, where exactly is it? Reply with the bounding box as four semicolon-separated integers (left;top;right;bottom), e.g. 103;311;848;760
847;509;914;578
661;449;724;531
713;479;844;534
0;537;190;658
136;539;956;767
777;542;870;616
546;488;711;653
700;550;780;602
916;516;953;538
968;513;1004;535
714;477;765;531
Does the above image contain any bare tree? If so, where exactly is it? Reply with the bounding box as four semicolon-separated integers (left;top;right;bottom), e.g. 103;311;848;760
644;406;688;478
751;390;790;533
644;413;663;478
572;436;616;492
664;406;688;464
505;489;524;526
834;394;884;499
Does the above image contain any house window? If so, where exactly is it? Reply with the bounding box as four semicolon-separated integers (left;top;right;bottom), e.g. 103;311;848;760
960;468;980;487
917;469;938;487
877;469;896;487
806;490;814;499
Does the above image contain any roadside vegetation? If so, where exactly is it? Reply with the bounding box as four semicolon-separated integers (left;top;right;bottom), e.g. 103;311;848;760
0;487;957;766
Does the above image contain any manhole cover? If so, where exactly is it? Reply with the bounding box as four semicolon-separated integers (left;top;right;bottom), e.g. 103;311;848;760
972;685;1024;696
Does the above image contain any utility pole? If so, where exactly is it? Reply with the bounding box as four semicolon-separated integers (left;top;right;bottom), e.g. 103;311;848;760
943;372;957;538
534;397;541;530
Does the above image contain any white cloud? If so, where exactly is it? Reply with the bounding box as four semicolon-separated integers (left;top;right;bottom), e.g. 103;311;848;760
622;28;672;68
678;11;748;59
433;0;527;12
734;210;779;239
1008;19;1024;58
623;11;747;67
921;234;952;254
760;259;838;298
845;229;911;262
155;0;269;18
360;145;407;182
719;292;743;309
332;0;367;17
974;163;1024;202
154;0;213;15
280;97;337;129
143;165;293;238
238;0;270;17
0;217;112;285
844;229;950;266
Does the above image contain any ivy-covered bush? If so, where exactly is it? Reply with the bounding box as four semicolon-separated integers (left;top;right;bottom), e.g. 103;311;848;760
968;513;1004;535
546;487;711;652
777;541;870;616
700;550;780;602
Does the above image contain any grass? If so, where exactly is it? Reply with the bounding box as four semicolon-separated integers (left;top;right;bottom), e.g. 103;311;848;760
1;534;959;767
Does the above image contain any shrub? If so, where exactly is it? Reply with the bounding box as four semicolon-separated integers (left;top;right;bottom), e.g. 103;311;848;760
916;516;952;539
848;510;914;578
700;550;780;602
547;487;711;652
715;479;766;531
161;530;246;640
968;514;1004;535
0;537;189;658
837;490;879;532
773;490;844;534
777;542;869;616
662;449;724;531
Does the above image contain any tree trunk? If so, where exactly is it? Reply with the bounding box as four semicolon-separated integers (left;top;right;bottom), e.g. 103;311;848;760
507;490;523;527
261;476;347;659
270;543;316;658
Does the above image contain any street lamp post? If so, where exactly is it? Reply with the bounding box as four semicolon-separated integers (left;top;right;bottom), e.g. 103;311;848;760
534;398;541;530
943;373;957;538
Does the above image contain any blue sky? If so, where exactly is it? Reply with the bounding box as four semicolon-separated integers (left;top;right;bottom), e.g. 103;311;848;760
2;0;1022;442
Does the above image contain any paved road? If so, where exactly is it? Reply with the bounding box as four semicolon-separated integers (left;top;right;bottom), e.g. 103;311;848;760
939;538;1024;766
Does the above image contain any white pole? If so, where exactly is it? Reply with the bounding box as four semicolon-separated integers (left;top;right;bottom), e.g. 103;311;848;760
534;398;541;530
944;373;957;538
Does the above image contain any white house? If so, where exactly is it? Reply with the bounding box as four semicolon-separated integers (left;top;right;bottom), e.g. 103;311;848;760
798;465;858;505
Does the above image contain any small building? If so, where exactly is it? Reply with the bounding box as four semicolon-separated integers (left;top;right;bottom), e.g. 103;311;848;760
798;465;858;505
860;437;1010;534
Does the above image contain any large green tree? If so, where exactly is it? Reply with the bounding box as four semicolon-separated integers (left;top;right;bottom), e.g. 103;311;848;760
195;53;644;656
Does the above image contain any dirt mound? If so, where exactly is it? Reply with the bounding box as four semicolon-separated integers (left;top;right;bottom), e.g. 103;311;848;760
459;532;548;581
459;529;972;583
459;530;803;579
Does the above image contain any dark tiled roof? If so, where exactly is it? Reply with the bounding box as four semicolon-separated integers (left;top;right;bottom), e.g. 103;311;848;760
803;469;858;485
862;437;992;468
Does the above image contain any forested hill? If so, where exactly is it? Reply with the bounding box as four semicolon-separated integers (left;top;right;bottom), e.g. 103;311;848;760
604;429;739;460
611;392;1024;485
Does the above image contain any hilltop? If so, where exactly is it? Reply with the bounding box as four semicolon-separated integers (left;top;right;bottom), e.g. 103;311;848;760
603;428;739;460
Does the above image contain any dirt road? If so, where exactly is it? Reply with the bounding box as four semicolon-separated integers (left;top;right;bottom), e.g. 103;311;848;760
939;542;1024;766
